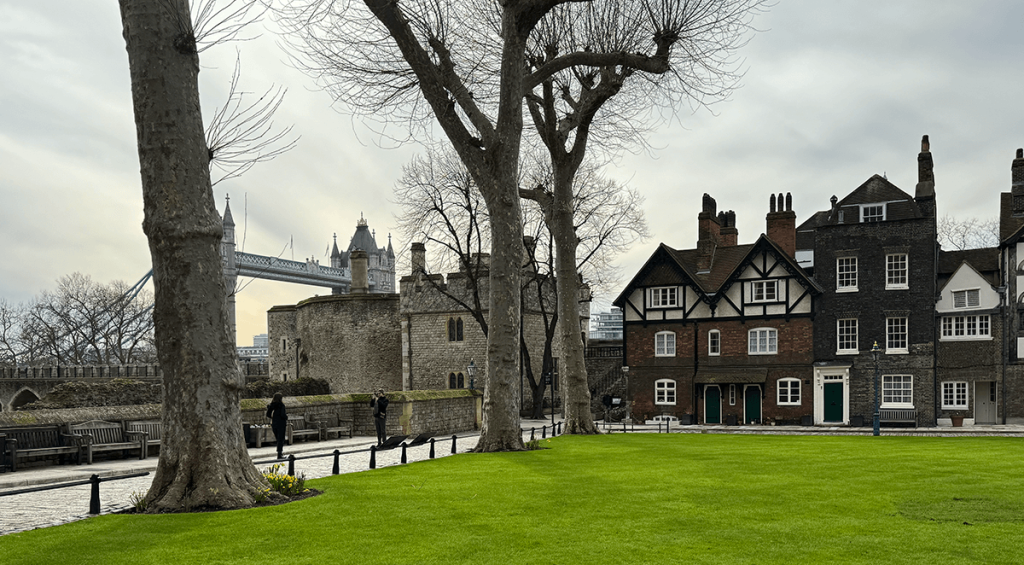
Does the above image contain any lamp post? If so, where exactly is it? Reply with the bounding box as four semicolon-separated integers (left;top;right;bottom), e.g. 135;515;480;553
468;359;475;390
871;341;881;437
622;366;630;423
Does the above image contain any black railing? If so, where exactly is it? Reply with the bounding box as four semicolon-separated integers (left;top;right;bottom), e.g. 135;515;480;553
0;472;150;515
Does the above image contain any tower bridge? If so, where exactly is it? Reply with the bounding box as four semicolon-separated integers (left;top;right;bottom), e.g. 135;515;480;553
219;197;396;343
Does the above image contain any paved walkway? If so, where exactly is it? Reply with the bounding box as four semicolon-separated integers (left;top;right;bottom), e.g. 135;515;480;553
3;419;1022;535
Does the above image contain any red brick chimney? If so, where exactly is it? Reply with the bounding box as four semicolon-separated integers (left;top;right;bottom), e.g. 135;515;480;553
696;194;720;271
766;192;796;258
719;210;738;247
1012;148;1024;215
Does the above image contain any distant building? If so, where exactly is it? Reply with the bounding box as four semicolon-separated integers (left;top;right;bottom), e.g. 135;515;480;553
591;308;623;340
237;334;269;361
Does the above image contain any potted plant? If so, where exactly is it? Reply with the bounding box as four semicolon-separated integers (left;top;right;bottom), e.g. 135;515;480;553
949;411;965;427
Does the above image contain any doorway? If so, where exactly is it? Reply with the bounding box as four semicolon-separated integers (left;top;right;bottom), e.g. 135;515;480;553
705;385;722;424
976;381;997;424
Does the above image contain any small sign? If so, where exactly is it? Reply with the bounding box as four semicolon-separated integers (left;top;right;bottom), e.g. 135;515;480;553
544;375;552;385
611;397;621;405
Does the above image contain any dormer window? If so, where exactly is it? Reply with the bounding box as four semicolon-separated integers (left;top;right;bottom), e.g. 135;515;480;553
860;204;885;222
953;289;980;309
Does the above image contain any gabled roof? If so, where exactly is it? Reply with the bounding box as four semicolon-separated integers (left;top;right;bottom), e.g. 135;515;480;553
833;175;923;222
938;247;1000;288
613;235;821;308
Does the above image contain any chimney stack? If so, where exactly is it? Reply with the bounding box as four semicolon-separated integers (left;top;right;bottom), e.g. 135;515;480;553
766;192;797;257
410;242;426;275
696;194;721;271
1012;148;1024;215
915;135;936;217
718;210;738;247
351;250;369;294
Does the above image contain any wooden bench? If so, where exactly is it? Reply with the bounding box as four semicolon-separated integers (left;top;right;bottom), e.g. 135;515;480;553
71;420;145;464
0;425;82;472
313;414;353;440
287;414;321;444
126;420;162;459
879;408;917;426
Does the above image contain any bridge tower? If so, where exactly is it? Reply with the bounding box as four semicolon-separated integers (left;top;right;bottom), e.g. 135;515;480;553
222;196;238;345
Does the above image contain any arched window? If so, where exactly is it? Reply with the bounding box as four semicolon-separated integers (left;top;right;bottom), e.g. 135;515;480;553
449;373;457;389
457;372;465;388
448;317;464;342
11;389;40;410
655;379;676;405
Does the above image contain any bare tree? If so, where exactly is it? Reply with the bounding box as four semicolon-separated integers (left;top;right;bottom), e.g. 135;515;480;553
938;214;999;251
396;148;646;418
0;299;25;367
519;1;766;434
118;0;271;511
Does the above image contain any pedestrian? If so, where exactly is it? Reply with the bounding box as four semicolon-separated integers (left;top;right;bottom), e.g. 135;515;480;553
266;392;288;459
370;389;389;446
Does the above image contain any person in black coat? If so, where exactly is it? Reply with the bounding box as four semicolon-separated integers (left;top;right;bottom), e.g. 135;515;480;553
370;389;389;446
266;392;287;459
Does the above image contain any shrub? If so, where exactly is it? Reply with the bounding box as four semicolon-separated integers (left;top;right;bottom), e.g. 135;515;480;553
262;463;307;496
20;378;162;410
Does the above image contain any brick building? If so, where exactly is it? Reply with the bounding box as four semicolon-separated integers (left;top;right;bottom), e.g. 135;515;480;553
997;147;1024;423
615;194;821;425
798;137;938;426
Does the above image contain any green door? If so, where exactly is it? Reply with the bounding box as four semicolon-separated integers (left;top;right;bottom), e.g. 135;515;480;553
824;382;843;423
744;386;761;424
705;386;721;424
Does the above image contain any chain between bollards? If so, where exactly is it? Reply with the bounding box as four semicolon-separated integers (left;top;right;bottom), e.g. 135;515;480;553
369;445;377;469
332;450;340;475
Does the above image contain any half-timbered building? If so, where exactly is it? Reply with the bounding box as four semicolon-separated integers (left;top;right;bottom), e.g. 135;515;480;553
615;194;821;425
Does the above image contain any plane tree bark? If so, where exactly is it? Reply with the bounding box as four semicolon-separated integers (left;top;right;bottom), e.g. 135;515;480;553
118;0;271;511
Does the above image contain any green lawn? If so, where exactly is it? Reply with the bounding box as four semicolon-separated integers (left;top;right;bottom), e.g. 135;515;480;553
3;434;1024;564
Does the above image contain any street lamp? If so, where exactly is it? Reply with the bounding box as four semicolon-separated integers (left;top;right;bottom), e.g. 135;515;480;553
622;366;630;423
871;341;881;437
468;359;476;390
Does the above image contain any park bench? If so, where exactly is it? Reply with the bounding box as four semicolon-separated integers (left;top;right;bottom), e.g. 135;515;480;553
287;414;321;444
0;425;82;472
313;413;353;440
71;420;146;464
879;408;917;426
126;420;163;459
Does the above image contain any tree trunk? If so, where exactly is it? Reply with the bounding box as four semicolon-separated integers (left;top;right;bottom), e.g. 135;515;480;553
551;168;599;435
119;0;269;511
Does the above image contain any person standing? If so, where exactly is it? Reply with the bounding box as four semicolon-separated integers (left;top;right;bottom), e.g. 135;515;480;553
266;392;288;459
370;389;389;446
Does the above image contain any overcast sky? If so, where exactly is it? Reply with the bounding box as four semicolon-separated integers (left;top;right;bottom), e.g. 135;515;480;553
2;1;1022;346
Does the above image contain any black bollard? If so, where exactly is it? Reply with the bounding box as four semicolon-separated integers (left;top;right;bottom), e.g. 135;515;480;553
451;434;457;454
530;428;535;441
401;442;408;464
370;445;377;469
429;438;435;459
557;422;562;435
332;450;340;475
287;454;296;477
623;421;627;433
542;425;547;439
89;474;101;515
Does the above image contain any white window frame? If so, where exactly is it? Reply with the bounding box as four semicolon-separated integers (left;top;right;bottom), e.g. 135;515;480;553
837;257;858;292
750;280;779;303
777;378;801;406
886;254;908;290
952;289;981;309
860;203;886;222
941;315;991;340
886;317;908;354
748;328;778;355
837;318;858;354
655;331;676;357
648;287;678;308
729;384;736;406
655;379;677;405
882;375;914;408
708;330;721;356
941;381;968;410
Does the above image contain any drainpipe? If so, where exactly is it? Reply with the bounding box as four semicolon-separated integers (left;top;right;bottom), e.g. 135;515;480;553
693;321;699;425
